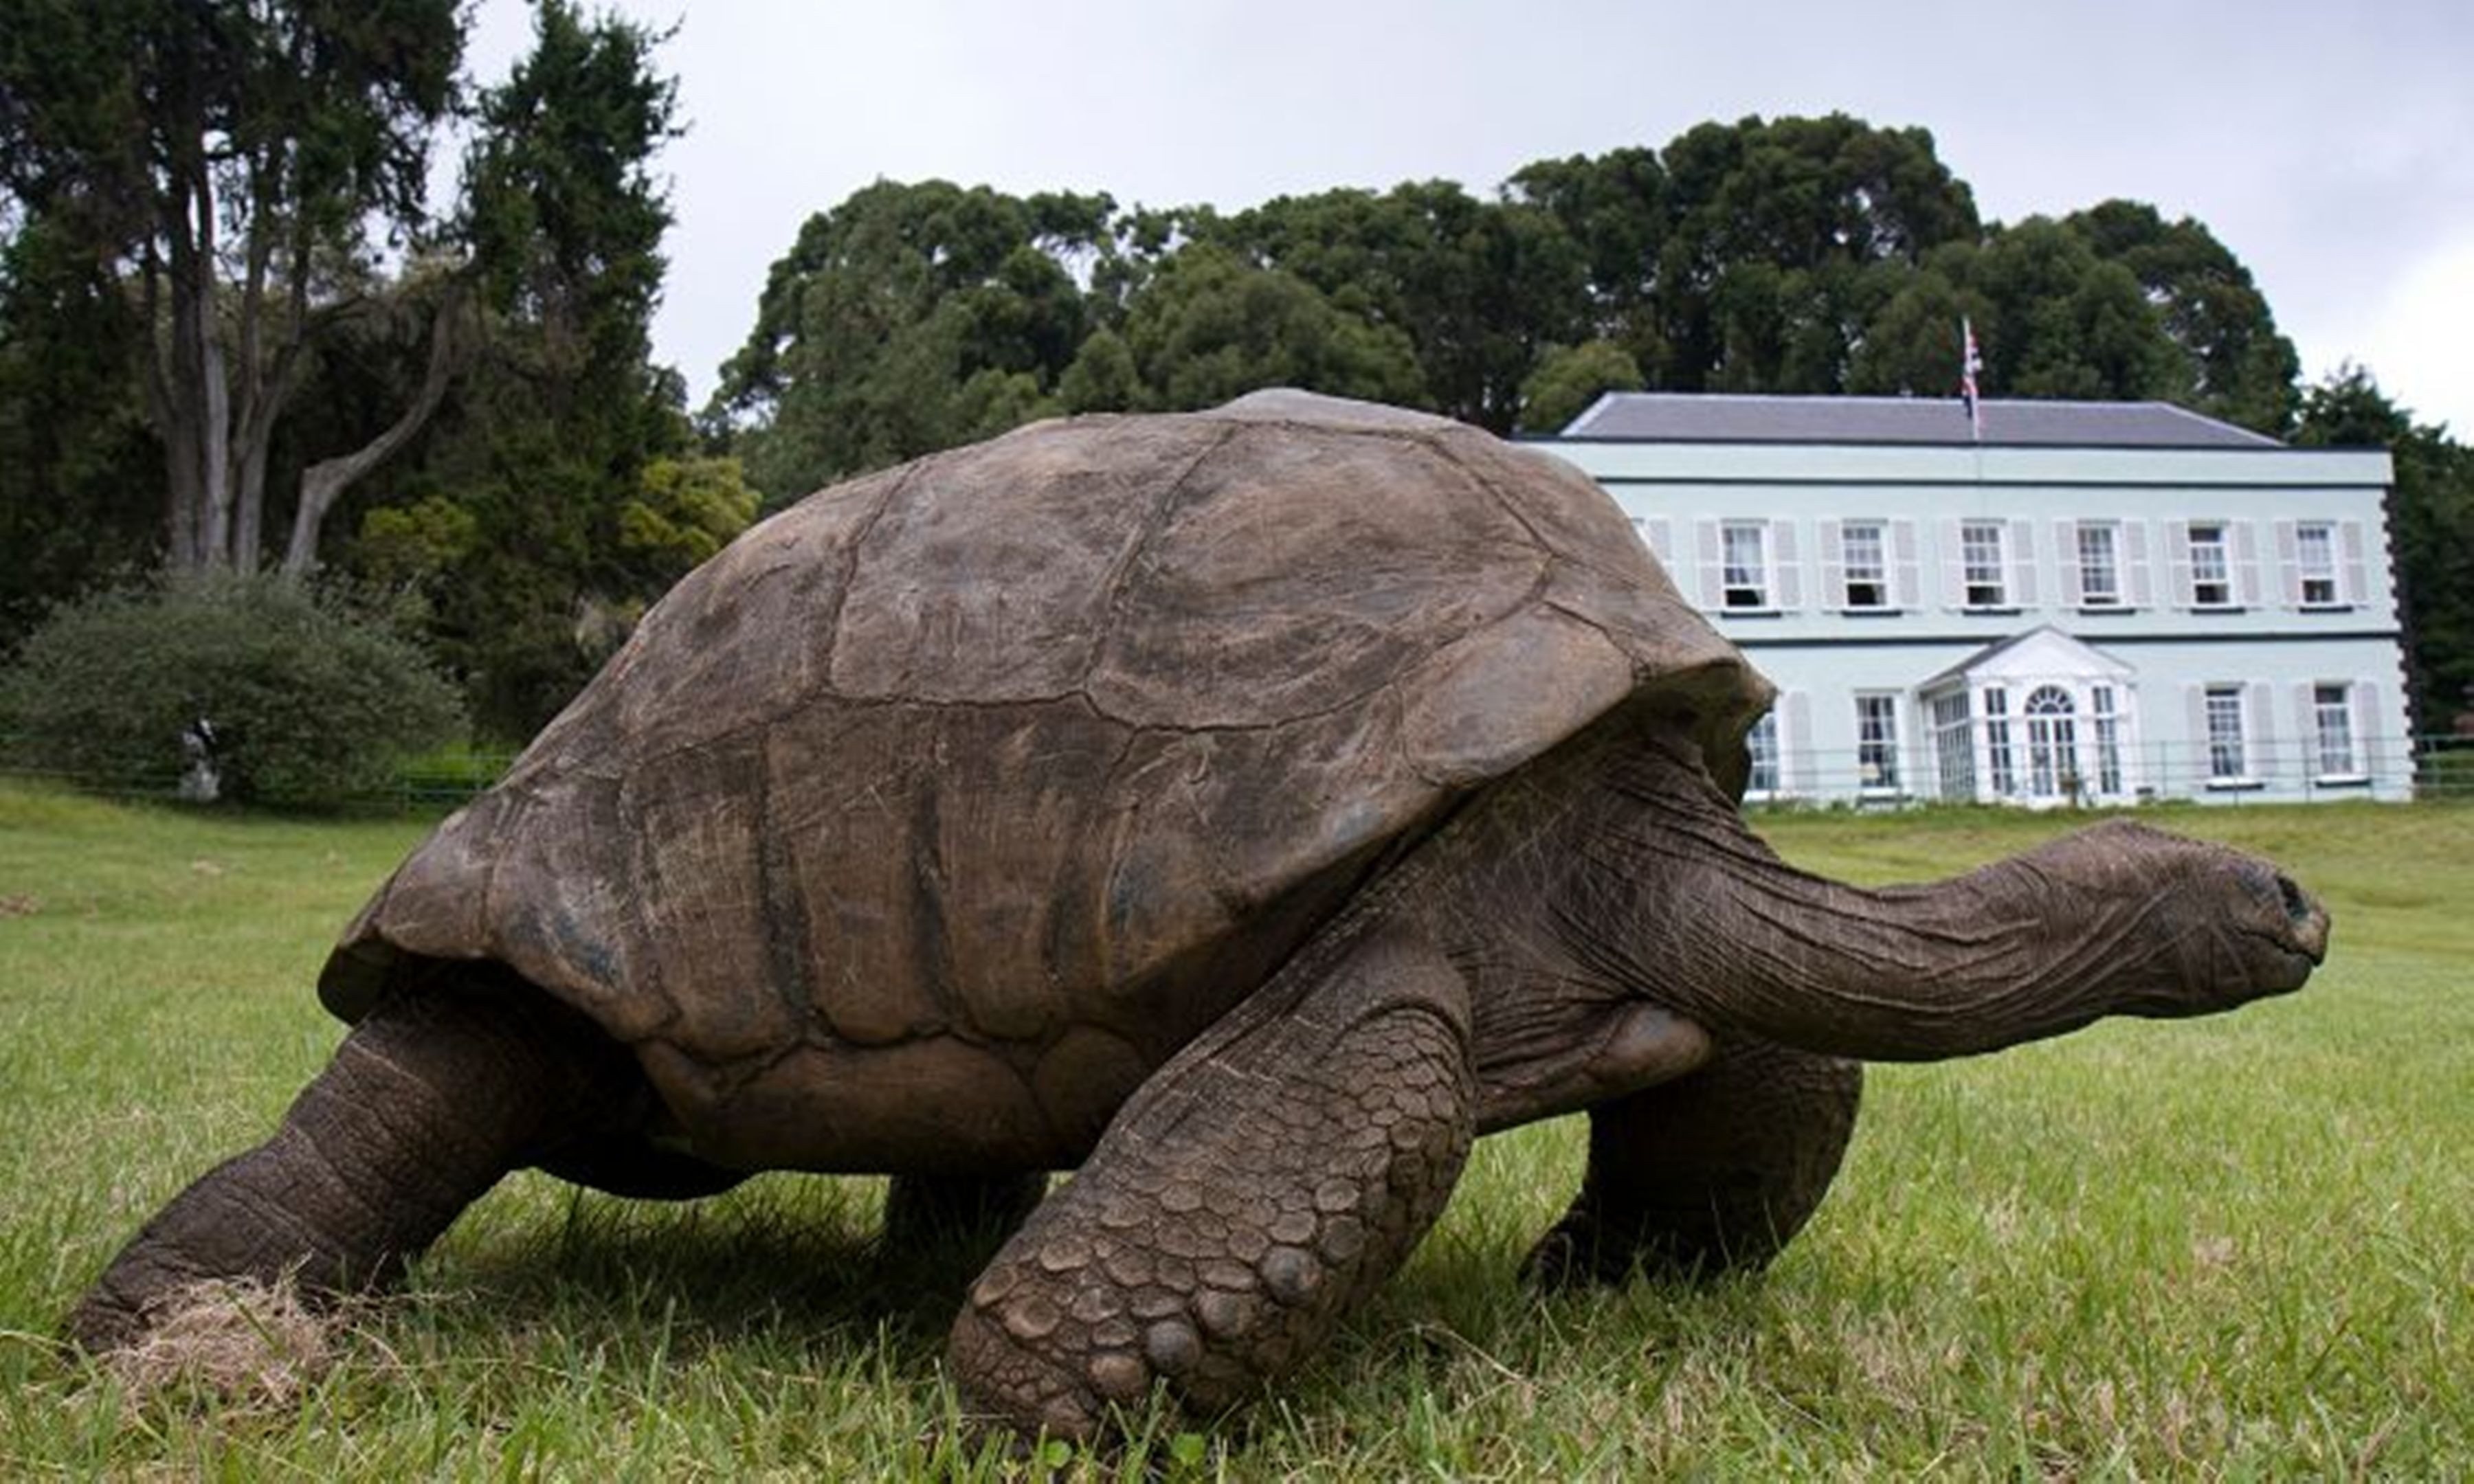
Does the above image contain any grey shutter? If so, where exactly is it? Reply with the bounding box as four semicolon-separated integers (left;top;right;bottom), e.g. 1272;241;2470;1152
1695;519;1722;610
2124;521;2153;609
1817;519;1844;611
1771;519;1801;610
2340;520;2369;605
2009;519;2038;608
2054;519;2082;606
1940;518;1966;611
2167;522;2196;609
1891;519;1921;609
2233;521;2262;607
2247;681;2275;780
2274;520;2302;607
2185;685;2211;787
2293;682;2319;772
2353;680;2379;775
1633;516;1673;568
1782;690;1816;796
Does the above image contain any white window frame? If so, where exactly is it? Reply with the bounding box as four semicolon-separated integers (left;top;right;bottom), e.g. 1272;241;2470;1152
1930;691;1975;801
2075;521;2122;609
2091;684;2127;797
1960;520;2008;609
1745;711;1781;798
2311;682;2361;780
2188;523;2235;609
2204;683;2249;783
1720;521;1771;611
2295;522;2341;609
2022;684;2080;800
1983;685;2016;797
1840;520;1891;611
1855;693;1902;795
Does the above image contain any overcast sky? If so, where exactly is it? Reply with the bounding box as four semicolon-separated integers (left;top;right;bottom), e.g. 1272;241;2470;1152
467;0;2474;436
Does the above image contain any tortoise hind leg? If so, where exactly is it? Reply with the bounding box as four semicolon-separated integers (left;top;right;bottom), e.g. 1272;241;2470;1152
1524;1036;1861;1286
69;983;637;1352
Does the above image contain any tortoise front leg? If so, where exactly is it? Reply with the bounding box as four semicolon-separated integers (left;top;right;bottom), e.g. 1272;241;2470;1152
69;985;632;1352
948;924;1475;1442
1525;1035;1860;1286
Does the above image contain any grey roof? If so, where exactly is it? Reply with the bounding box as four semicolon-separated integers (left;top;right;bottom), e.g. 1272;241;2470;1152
1560;392;2282;449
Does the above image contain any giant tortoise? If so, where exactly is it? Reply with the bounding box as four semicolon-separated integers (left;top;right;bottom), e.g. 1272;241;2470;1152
71;390;2328;1441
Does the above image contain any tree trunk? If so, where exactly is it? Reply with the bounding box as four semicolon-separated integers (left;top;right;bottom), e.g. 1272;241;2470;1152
281;293;464;577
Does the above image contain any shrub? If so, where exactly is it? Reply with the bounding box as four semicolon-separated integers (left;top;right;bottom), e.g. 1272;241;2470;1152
0;574;464;807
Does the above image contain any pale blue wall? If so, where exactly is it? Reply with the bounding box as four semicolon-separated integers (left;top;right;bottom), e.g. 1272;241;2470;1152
1541;439;2411;804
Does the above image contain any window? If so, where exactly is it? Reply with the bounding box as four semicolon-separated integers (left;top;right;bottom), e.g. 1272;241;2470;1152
1983;686;2016;796
2313;684;2357;776
1721;522;1769;610
2205;684;2247;780
1855;694;1901;792
1841;521;1889;609
2296;523;2341;607
1961;521;2007;608
2076;523;2121;607
2188;523;2233;607
2091;685;2125;796
1930;693;1974;801
2023;685;2078;799
1746;712;1780;796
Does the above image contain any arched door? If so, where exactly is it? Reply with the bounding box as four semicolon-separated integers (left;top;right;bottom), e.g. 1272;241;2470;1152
2022;685;2079;802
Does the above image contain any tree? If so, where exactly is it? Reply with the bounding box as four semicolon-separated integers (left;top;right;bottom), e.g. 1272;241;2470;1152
712;180;1108;502
0;0;466;575
2065;200;2299;434
1111;243;1427;412
1517;339;1643;434
0;210;159;645
1505;147;1670;372
1203;181;1589;431
1648;114;1980;392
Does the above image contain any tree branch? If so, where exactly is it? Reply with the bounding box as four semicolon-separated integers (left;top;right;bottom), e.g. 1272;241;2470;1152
281;289;466;576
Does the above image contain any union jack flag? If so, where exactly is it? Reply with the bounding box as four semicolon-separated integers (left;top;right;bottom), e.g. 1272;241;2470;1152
1960;316;1983;441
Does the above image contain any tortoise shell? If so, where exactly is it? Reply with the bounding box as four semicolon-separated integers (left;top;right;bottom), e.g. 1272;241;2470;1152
319;391;1768;1171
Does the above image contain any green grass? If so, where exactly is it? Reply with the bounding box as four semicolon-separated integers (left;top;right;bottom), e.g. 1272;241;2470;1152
2;785;2468;1478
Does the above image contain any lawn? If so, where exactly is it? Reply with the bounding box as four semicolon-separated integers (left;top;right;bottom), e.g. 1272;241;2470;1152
1;785;2466;1478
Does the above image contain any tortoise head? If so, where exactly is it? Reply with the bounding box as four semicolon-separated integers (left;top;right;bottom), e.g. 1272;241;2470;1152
2011;818;2328;1017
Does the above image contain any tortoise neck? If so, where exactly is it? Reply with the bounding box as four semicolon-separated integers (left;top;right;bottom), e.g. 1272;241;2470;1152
1558;726;2132;1061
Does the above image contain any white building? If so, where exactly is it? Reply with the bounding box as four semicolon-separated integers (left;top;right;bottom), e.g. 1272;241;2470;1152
1543;393;2411;806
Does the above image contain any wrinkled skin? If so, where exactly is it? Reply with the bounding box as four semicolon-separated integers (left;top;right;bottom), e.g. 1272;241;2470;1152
67;397;2330;1446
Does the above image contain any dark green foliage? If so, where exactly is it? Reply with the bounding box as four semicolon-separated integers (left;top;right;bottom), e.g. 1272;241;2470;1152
0;574;462;805
1642;115;1980;395
2066;200;2300;434
1198;181;1591;429
1517;340;1645;434
0;212;160;650
712;179;1104;502
1113;244;1427;414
